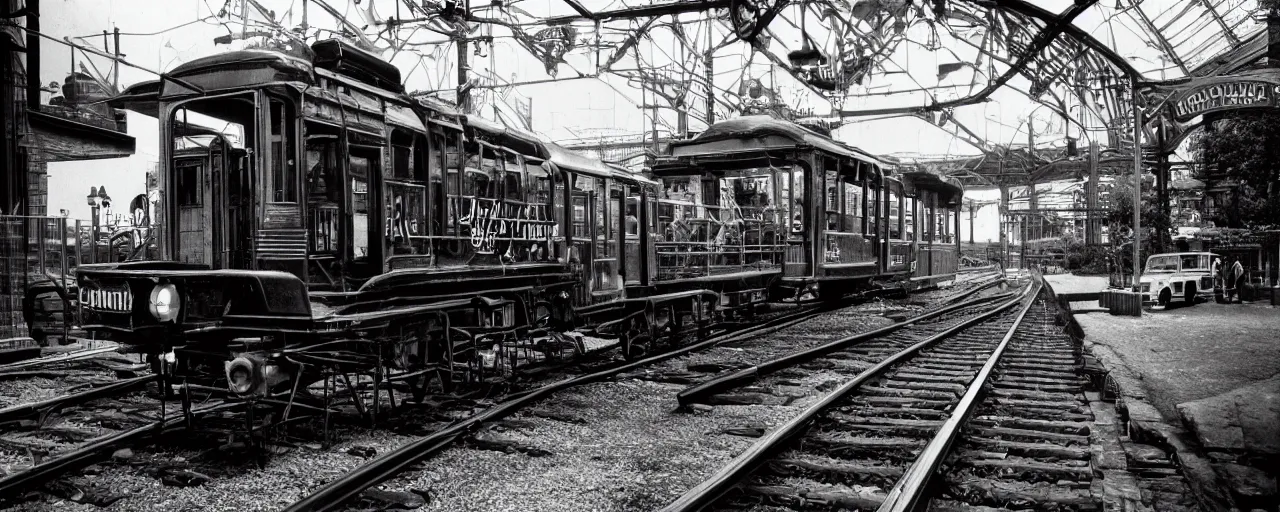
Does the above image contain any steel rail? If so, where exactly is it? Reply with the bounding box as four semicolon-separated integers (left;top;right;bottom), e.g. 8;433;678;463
677;278;1011;406
0;401;240;498
659;283;1035;512
947;273;1006;303
0;374;156;425
282;297;865;512
878;279;1044;512
0;347;120;372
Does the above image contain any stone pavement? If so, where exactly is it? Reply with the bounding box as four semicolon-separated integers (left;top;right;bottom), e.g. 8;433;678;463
1047;276;1280;512
1043;274;1111;296
1177;376;1280;510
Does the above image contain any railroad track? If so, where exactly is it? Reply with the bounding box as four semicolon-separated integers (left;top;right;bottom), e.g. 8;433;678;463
279;276;1009;511
660;281;1037;511
660;276;1197;512
0;274;1004;507
0;398;240;506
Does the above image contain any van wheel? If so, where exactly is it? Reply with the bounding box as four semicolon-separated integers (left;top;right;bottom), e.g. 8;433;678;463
1185;283;1196;304
1158;289;1171;307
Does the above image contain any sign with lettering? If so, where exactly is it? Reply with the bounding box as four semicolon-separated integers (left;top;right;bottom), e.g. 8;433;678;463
1172;81;1280;121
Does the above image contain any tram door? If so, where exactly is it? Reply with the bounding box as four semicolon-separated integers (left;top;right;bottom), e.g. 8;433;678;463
169;95;258;270
220;147;252;269
172;138;251;268
174;151;213;265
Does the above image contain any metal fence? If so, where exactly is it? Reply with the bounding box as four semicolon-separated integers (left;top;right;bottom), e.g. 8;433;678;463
0;215;147;343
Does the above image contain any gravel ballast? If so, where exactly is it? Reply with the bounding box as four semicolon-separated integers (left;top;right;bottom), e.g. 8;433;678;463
1;280;995;511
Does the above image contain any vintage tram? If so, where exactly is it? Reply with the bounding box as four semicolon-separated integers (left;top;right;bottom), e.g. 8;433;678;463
77;40;963;414
80;40;714;407
654;116;964;301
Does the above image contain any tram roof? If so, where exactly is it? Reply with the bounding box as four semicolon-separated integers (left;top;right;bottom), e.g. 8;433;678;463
464;116;547;159
898;171;964;201
670;116;882;166
542;140;620;180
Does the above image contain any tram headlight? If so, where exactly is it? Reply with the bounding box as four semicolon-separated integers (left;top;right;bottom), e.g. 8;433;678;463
148;283;181;322
225;356;257;395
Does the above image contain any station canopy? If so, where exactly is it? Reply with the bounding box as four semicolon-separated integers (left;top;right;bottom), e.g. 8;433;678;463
90;0;1273;186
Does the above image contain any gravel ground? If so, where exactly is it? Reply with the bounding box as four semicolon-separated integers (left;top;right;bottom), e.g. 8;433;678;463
397;380;804;512
364;284;1002;511
0;280;995;512
1075;301;1280;421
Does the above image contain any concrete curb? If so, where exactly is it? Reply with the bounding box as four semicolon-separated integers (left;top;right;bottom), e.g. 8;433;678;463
1043;276;1239;512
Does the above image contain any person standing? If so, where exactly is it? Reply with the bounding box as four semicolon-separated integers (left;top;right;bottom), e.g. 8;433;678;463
1230;257;1246;303
1223;257;1236;304
1211;256;1224;303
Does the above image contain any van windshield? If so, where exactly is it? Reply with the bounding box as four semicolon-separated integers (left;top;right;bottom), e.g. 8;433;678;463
1145;255;1179;273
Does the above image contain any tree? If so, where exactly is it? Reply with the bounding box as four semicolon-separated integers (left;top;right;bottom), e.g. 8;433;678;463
1190;111;1280;229
1106;174;1172;270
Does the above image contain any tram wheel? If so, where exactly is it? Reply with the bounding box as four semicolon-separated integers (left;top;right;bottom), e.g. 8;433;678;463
409;374;429;403
620;317;650;361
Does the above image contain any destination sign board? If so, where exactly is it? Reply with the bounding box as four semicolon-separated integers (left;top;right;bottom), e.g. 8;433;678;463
1173;81;1280;121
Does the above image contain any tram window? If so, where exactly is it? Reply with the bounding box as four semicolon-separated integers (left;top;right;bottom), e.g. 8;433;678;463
867;182;879;237
788;167;805;237
938;208;951;243
572;174;594;239
920;192;934;243
434;131;457;235
503;152;523;202
596;179;613;254
305;136;340;202
413;134;429;183
267;99;298;203
350;154;371;260
529;160;552;205
843;180;862;234
391;130;413;180
176;161;202;206
888;188;903;240
625;186;641;237
824;170;839;231
904;197;915;240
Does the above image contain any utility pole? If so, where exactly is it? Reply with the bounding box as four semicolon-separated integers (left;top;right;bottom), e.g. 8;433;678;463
704;22;713;125
1087;142;1100;245
1000;181;1009;271
1028;122;1038;245
1131;82;1143;293
113;27;121;90
26;0;40;112
650;90;659;154
456;0;471;113
677;104;687;138
968;199;976;245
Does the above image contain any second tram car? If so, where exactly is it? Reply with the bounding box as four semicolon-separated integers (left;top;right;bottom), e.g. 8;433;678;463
656;116;964;300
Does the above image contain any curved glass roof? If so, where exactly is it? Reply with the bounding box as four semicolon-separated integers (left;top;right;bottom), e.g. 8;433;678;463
61;0;1272;183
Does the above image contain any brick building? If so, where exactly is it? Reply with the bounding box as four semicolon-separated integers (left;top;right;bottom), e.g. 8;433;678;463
2;0;136;339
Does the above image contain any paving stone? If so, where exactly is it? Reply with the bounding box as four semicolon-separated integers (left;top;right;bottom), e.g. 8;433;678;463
1177;398;1246;451
1175;367;1280;456
1123;442;1170;466
1088;400;1127;472
1101;470;1153;512
1215;463;1277;504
